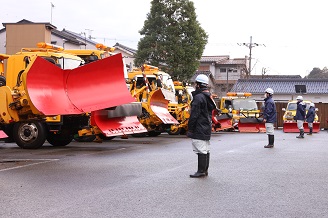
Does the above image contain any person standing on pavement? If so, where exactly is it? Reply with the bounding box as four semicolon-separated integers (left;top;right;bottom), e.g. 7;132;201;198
187;74;216;178
306;103;315;135
263;88;277;148
295;96;306;138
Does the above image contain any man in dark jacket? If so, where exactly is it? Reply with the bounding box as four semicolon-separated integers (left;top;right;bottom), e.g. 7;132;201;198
295;96;306;138
263;88;277;148
306;103;315;135
187;74;216;178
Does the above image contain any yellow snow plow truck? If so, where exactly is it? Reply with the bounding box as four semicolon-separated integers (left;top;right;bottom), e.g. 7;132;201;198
218;92;265;132
65;44;147;140
282;100;320;133
0;42;136;148
127;64;179;136
0;54;10;86
167;81;193;135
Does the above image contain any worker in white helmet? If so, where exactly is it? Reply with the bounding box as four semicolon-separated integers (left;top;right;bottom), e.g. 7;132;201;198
263;88;277;148
295;96;306;138
187;74;216;178
306;102;315;135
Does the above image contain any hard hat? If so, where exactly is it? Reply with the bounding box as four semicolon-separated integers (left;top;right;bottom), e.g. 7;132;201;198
310;103;315;107
265;88;274;95
195;74;209;85
296;96;303;100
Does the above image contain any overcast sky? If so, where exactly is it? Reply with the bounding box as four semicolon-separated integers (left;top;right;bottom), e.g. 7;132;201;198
1;0;328;77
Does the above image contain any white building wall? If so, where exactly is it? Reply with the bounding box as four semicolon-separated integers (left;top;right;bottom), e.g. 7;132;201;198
113;50;135;70
216;69;241;81
0;31;6;53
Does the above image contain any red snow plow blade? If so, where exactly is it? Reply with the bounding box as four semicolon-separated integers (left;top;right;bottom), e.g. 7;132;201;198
238;118;266;133
149;89;179;124
0;130;8;138
91;103;147;136
26;54;134;115
283;122;320;133
212;110;234;131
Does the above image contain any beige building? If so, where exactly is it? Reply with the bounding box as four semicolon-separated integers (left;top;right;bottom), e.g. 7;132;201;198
2;19;56;55
0;19;135;69
198;55;249;95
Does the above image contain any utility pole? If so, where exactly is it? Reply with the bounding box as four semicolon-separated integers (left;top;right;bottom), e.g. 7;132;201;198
238;36;265;78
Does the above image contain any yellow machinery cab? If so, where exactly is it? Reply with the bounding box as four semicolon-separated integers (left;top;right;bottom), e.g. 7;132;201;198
282;100;320;133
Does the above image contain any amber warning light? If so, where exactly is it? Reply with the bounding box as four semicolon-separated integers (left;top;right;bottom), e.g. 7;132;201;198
37;42;64;51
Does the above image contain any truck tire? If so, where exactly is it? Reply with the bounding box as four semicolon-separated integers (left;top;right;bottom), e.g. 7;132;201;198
147;131;161;137
99;134;116;141
131;133;147;137
0;75;5;87
74;135;96;142
167;128;181;135
47;131;73;146
13;121;47;149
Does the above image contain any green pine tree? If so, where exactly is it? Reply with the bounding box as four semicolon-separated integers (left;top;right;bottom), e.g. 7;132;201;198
134;0;208;81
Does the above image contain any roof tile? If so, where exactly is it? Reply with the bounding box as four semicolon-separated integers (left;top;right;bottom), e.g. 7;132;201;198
231;79;328;94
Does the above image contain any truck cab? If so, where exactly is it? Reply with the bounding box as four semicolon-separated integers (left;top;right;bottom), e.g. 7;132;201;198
282;100;320;133
219;92;264;132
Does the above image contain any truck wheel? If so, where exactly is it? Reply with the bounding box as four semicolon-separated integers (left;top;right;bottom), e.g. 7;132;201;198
74;135;96;142
99;134;116;141
47;131;73;146
131;133;147;137
13;122;47;149
0;76;5;87
147;131;161;137
167;126;181;135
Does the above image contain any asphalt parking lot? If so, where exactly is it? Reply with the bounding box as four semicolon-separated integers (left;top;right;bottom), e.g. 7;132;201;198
1;130;328;218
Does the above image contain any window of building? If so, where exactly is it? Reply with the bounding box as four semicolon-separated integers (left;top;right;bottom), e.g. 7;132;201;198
220;68;226;73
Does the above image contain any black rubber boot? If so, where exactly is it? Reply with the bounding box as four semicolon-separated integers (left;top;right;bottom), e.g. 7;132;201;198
296;129;304;138
264;135;274;148
190;154;206;178
307;127;313;135
205;153;210;176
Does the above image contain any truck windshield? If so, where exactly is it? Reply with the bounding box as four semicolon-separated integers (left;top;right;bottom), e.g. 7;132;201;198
287;103;310;110
58;58;82;69
232;99;258;110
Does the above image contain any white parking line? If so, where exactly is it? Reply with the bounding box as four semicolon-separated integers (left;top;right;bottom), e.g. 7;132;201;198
0;159;59;172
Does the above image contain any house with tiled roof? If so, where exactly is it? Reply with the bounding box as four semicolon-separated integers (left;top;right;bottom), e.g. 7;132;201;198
197;55;249;95
0;19;97;54
231;78;328;103
0;19;135;70
113;43;137;70
1;19;57;54
190;71;215;91
51;29;87;49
